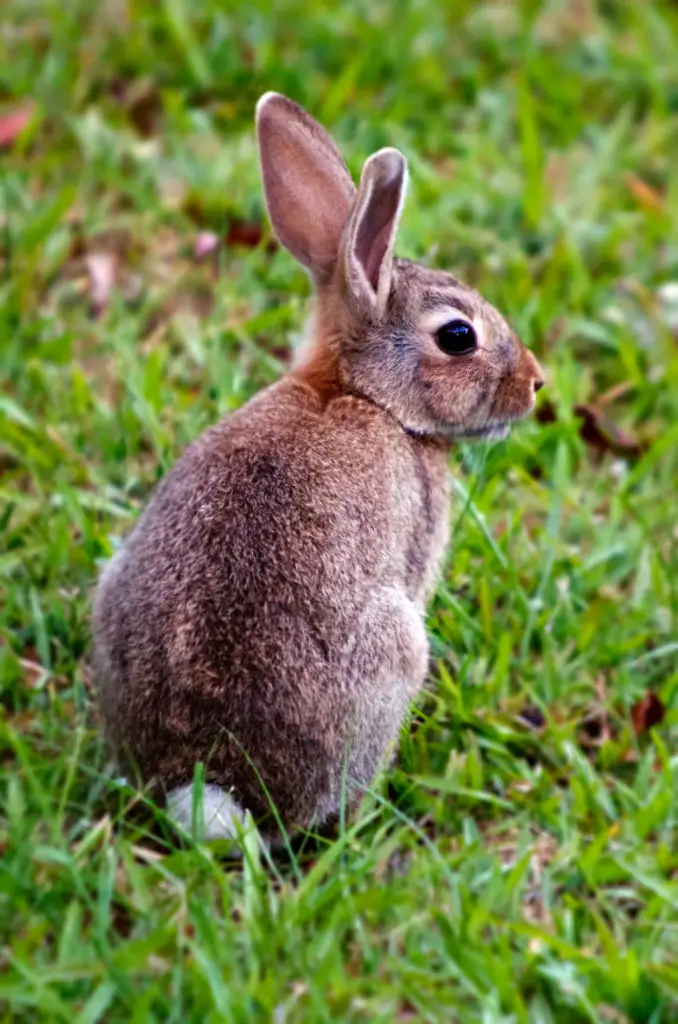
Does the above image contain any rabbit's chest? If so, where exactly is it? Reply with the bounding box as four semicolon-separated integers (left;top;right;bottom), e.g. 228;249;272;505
395;444;450;602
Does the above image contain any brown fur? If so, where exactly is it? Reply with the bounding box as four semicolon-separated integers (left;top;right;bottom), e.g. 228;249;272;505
92;94;543;838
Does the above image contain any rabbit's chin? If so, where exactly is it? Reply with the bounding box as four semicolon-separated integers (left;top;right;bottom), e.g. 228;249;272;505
444;422;511;442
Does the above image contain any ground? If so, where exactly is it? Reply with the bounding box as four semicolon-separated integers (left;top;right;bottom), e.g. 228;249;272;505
1;1;678;1021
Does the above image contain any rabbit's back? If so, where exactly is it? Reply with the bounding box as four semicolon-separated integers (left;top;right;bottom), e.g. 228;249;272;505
93;377;450;828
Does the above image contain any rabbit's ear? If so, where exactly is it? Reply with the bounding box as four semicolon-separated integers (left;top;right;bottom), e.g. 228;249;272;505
256;93;356;281
344;148;407;313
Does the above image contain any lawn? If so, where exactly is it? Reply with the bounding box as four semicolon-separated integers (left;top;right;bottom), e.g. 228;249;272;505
2;1;678;1020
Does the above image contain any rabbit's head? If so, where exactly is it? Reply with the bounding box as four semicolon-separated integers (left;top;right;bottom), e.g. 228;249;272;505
256;93;544;439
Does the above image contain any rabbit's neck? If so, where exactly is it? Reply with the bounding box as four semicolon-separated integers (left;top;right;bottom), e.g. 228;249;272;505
290;345;343;408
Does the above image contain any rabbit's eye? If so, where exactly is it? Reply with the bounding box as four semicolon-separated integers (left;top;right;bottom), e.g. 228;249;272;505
436;320;477;355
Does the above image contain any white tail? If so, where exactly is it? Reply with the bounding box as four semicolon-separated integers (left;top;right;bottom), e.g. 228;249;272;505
166;782;247;842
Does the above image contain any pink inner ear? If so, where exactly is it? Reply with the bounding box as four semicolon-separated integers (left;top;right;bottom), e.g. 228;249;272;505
256;93;356;277
354;181;402;290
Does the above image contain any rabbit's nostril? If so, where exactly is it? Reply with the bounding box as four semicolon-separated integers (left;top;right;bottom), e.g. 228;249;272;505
533;378;544;393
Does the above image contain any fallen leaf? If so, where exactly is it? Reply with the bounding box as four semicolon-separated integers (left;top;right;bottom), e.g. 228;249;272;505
225;219;278;253
631;692;666;735
5;710;41;732
573;404;646;459
537;396;647;457
596;1006;634;1024
516;705;546;731
596;381;634;406
535;399;557;425
110;78;162;137
128;84;162;138
86;252;116;317
0;104;34;148
19;656;47;688
625;172;663;211
226;218;265;249
535;0;597;42
110;901;134;938
130;844;165;864
593;672;612;743
509;779;533;794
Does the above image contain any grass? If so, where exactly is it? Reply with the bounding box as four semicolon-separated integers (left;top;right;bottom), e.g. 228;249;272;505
2;0;678;1020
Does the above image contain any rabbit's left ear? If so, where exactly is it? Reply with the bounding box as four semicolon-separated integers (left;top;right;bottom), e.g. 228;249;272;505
256;92;356;282
343;147;408;313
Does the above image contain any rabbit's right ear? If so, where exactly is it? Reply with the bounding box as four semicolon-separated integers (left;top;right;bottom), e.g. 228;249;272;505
343;148;407;315
256;93;356;281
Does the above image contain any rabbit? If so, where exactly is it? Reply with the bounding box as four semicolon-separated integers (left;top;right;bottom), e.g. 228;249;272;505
92;92;544;844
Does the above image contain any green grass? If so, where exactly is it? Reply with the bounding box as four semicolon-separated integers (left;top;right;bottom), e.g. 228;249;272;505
2;0;678;1020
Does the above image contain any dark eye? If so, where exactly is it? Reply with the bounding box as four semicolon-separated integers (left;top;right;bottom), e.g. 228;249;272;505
436;319;477;355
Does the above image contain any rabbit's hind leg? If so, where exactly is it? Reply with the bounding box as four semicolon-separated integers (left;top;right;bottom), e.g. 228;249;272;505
321;586;429;820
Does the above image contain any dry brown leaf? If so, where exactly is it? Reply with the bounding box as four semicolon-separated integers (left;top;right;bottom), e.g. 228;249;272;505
130;844;165;864
597;1004;634;1023
625;172;663;211
536;396;645;460
535;399;557;425
573;404;646;459
110;78;163;137
516;705;546;731
594;673;612;743
128;83;162;138
630;692;666;735
535;0;597;42
226;218;265;249
596;381;635;406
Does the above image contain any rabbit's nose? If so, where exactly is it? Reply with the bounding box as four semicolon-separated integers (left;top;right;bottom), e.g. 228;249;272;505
522;348;545;393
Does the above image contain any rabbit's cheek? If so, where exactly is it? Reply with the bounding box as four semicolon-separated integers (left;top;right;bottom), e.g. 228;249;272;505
419;358;490;428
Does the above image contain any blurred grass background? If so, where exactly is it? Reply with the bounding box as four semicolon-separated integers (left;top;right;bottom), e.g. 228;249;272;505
1;1;678;1021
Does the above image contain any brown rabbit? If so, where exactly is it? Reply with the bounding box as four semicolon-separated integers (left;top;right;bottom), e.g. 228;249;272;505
92;93;544;842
